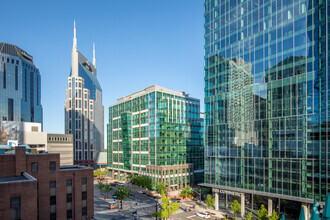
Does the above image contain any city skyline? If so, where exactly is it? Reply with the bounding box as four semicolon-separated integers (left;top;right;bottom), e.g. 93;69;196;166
0;0;204;136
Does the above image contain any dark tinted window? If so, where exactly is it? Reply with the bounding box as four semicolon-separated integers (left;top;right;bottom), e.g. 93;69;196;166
31;162;38;173
82;207;87;216
10;197;20;220
50;181;56;188
50;196;56;205
82;191;87;200
49;161;56;171
67;194;72;202
66;179;72;186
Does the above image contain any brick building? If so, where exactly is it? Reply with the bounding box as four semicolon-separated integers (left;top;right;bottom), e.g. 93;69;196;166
0;146;94;220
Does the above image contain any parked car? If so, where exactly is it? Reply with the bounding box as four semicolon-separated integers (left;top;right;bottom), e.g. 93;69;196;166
196;212;210;219
117;182;124;186
138;191;144;194
108;201;117;209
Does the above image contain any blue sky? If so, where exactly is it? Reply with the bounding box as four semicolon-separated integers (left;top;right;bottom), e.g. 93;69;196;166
1;0;204;134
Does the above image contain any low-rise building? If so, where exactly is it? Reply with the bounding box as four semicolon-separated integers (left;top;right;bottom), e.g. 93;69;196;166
0;146;94;220
47;133;74;165
0;121;74;165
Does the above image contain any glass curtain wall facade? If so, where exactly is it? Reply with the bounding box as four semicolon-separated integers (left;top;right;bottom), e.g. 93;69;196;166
107;85;204;190
204;0;329;202
0;43;42;124
65;23;104;167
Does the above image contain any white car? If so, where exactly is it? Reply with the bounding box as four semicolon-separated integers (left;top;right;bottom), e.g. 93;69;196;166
138;191;144;194
117;183;124;186
196;212;210;219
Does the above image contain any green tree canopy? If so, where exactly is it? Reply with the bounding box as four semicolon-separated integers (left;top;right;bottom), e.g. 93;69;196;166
231;200;241;220
114;186;131;209
205;194;215;208
156;182;167;194
269;210;279;220
245;212;253;220
257;204;269;220
132;175;153;189
153;192;181;220
97;180;105;192
103;184;113;199
180;185;193;198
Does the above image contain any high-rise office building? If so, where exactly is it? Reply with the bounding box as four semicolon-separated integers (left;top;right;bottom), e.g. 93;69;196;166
65;22;104;167
203;0;328;216
107;85;204;191
0;43;42;124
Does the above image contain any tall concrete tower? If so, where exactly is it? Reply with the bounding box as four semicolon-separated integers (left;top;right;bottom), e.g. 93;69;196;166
65;21;104;167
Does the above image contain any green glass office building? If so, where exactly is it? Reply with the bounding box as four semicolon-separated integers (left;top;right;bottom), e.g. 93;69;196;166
107;85;203;191
203;0;329;215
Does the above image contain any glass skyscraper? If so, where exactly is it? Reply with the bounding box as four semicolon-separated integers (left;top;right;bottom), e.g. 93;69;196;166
203;0;329;213
107;85;204;190
65;22;104;167
0;43;42;124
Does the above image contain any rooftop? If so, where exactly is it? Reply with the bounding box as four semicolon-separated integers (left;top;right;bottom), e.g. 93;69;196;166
0;43;34;65
0;172;36;184
60;165;93;171
115;85;199;105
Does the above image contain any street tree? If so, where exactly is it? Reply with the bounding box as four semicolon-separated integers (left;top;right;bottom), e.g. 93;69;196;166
257;204;269;220
156;182;167;195
269;210;279;220
245;212;253;220
180;185;193;199
153;192;180;220
97;180;105;193
231;200;241;220
114;186;131;209
103;184;113;199
205;194;215;208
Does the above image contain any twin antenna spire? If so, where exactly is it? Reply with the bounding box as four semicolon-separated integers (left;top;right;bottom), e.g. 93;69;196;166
72;20;96;67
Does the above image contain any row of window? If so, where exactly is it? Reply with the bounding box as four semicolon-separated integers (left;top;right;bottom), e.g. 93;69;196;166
31;161;56;173
48;136;72;142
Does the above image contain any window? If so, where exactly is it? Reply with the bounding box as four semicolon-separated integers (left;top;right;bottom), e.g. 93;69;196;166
67;194;72;203
15;66;18;90
66;179;72;186
67;210;72;219
50;181;56;189
31;162;38;173
3;63;6;89
24;69;27;101
82;191;87;200
10;197;20;220
50;196;56;205
82;207;87;216
11;59;14;64
50;213;56;220
8;99;13;121
82;178;87;185
49;161;56;171
37;74;39;105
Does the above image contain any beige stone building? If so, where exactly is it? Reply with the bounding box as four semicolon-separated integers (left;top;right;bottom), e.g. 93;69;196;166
47;134;74;165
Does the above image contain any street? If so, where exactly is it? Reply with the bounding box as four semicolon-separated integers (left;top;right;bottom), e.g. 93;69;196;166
94;181;161;220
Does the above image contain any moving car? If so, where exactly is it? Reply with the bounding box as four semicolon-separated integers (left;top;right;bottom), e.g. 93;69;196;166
196;212;210;219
